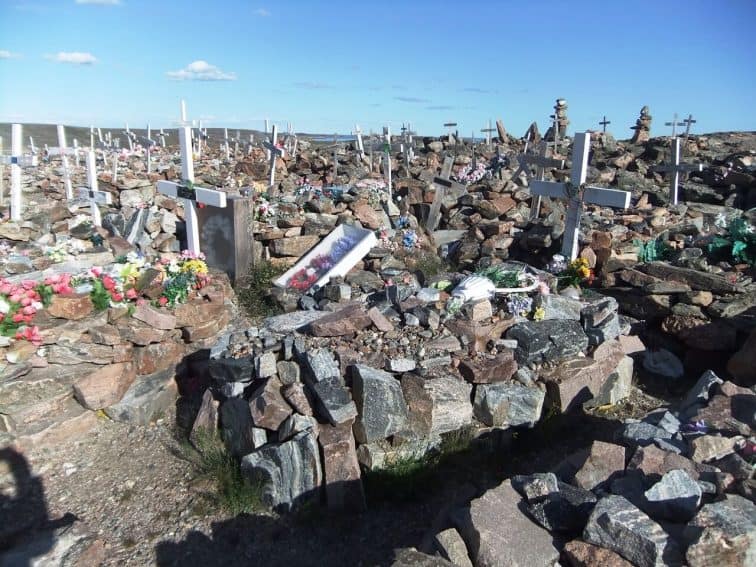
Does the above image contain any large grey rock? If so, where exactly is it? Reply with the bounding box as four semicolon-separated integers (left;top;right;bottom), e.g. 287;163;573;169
534;293;582;320
527;481;597;534
511;473;559;502
307;375;358;425
506;320;589;365
680;370;724;413
684;494;756;567
264;310;328;333
240;430;322;512
452;479;559;567
433;528;473;567
303;348;341;382
401;375;473;437
644;469;702;522
584;495;683;567
581;295;621;346
473;383;544;428
585;355;633;408
619;422;673;447
219;397;257;457
351;365;409;443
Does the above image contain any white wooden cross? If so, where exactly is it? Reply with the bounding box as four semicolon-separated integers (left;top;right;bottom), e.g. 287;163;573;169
653;137;703;205
353;124;365;159
530;132;632;260
332;134;339;180
383;126;393;198
136;124;157;173
28;136;38;157
73;139;81;167
665;113;684;137
77;150;111;227
234;129;240;157
426;156;466;231
481;119;496;148
124;123;135;152
263;124;285;196
158;128;169;148
0;124;38;220
223;128;230;161
156;125;227;255
247;133;254;156
47;125;75;199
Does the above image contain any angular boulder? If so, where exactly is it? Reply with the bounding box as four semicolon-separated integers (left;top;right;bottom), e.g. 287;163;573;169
351;365;409;443
473;383;545;428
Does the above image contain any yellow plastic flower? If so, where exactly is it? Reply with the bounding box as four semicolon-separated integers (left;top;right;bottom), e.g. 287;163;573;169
578;266;591;278
181;259;209;275
533;306;546;321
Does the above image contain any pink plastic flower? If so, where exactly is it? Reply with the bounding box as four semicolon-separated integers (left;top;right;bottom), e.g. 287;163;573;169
158;296;168;306
125;288;138;300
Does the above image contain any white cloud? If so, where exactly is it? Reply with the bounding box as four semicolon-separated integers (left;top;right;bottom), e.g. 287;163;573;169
166;60;237;81
46;51;98;65
75;0;121;4
254;8;270;16
0;50;21;59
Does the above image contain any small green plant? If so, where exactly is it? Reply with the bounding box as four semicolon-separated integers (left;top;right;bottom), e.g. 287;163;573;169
237;260;284;319
90;278;112;311
412;251;448;278
476;265;521;288
634;238;671;263
189;429;263;516
708;217;756;266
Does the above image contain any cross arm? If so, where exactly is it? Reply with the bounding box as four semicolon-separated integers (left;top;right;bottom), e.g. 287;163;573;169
157;180;228;208
1;155;38;167
583;186;631;208
77;186;113;205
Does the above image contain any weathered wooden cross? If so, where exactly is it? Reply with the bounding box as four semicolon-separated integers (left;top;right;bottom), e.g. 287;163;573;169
426;156;466;232
653;137;703;205
530;132;632;260
383;126;393;198
264;124;285;196
481;119;496;148
158;128;169;148
47;125;75;199
514;140;566;220
223;128;231;161
156;125;227;255
77;150;112;227
136;125;157;174
599;116;611;133
0;124;38;220
123;123;136;152
665;113;684;137
681;113;696;151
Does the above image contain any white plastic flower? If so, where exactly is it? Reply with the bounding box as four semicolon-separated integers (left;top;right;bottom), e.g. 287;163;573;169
714;213;728;228
0;298;10;314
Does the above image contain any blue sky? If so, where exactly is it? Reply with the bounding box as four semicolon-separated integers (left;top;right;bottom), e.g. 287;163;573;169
1;0;754;136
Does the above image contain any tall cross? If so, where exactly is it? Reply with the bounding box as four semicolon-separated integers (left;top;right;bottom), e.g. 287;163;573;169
156;120;227;255
28;136;37;156
426;156;466;232
513;141;566;220
530;132;632;260
263;124;285;197
47;125;75;199
0;124;38;220
665;113;685;137
599;116;611;133
481;119;496;148
443;122;457;145
159;128;169;148
234;129;240;157
73;139;81;167
77;150;112;227
653;137;703;205
136;124;157;173
124;123;135;152
548;113;561;154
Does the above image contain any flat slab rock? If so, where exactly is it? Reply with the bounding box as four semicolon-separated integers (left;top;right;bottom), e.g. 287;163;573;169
506;320;589;365
452;479;559;567
684;494;756;567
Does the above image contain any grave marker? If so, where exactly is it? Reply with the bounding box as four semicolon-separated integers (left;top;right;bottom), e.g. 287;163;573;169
443;122;457;145
653;137;703;205
0;124;38;220
681;113;696;152
77;150;112;226
481;119;496;148
599;116;611;133
426;156;466;232
124;123;135;152
156;123;227;255
353;124;365;158
136;125;157;173
513;140;566;220
530;132;632;260
263;124;285;196
47;125;75;199
665;113;684;137
383;126;392;198
223;128;230;161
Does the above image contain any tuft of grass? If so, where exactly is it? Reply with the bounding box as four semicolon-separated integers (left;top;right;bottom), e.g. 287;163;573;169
364;452;439;503
187;429;264;516
236;260;285;319
407;250;449;279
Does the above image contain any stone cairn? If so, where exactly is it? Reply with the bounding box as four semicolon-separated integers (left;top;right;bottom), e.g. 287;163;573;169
545;98;569;142
630;105;653;144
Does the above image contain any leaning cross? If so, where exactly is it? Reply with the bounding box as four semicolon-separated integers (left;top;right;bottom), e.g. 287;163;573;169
136;124;157;173
599;116;611;133
426;156;466;232
0;124;38;220
77;150;112;227
530;132;632;260
264;124;285;197
156;125;227;255
681;113;696;152
665;113;685;137
123;123;135;152
47;125;75;199
653;137;703;205
383;126;393;198
513;141;566;220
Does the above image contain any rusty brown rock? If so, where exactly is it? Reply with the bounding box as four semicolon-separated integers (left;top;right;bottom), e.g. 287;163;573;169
132;304;176;330
308;304;372;337
563;540;634;567
47;294;94;320
458;352;517;384
73;362;137;410
133;341;184;375
318;420;366;512
249;377;293;431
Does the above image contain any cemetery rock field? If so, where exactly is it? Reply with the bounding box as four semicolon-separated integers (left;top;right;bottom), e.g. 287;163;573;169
0;114;754;566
